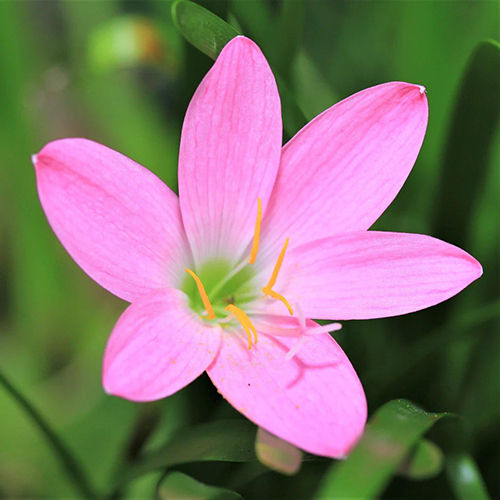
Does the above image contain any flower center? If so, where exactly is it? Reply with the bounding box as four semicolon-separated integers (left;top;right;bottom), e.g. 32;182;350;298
182;259;257;319
182;198;293;349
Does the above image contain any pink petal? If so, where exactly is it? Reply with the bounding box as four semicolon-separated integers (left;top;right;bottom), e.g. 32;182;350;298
178;36;282;266
260;82;428;259
272;231;482;320
207;325;367;458
34;138;190;302
103;289;220;402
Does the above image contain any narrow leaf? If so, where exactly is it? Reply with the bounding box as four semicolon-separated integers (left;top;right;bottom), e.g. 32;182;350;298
291;48;339;120
316;399;451;499
172;0;240;60
446;453;491;500
157;472;243;500
116;420;256;486
0;369;97;499
255;427;302;475
432;40;500;245
397;438;444;480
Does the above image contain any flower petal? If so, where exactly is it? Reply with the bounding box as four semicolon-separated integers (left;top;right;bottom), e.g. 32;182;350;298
260;82;428;258
103;289;221;402
207;325;366;458
271;231;482;320
178;36;282;266
34;138;190;302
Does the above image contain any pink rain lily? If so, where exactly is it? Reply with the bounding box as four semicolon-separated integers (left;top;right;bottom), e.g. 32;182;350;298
33;36;482;458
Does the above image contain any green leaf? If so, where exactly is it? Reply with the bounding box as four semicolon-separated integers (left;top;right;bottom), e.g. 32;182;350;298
316;399;451;499
432;40;500;245
157;471;243;500
172;0;240;60
117;420;256;487
275;73;308;138
446;453;491;500
0;369;97;499
255;427;302;476
397;438;444;480
291;48;339;121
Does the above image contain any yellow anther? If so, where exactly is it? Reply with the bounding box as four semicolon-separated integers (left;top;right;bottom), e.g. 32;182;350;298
263;238;294;315
185;268;215;320
265;238;289;289
262;287;293;315
249;198;262;264
225;304;258;349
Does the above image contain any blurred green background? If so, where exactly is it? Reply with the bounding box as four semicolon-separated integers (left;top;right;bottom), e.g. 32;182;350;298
0;1;498;498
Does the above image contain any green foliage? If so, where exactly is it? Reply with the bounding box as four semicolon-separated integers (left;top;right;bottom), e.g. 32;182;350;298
446;453;491;500
316;400;450;499
0;0;498;498
432;40;500;246
117;420;257;488
157;471;243;500
397;439;444;480
172;0;240;60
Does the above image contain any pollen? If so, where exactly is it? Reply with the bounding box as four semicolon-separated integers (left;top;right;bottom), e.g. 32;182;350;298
185;268;216;320
262;238;294;315
225;304;258;349
249;197;262;264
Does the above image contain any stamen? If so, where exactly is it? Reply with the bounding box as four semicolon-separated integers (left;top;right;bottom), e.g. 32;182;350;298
185;268;216;320
265;238;289;289
262;238;293;315
225;304;258;349
249;198;262;264
262;287;293;315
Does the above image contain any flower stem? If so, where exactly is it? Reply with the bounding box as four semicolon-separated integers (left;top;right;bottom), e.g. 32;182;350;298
0;368;98;499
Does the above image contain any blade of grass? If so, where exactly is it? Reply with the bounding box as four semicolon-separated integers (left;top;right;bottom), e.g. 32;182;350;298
157;471;243;500
397;438;444;480
112;419;257;489
432;40;500;246
446;453;491;500
316;399;451;499
172;0;241;60
0;369;98;499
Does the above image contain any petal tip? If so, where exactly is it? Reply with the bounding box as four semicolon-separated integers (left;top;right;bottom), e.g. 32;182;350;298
391;81;428;102
471;257;483;280
101;369;114;395
459;249;483;283
222;34;261;57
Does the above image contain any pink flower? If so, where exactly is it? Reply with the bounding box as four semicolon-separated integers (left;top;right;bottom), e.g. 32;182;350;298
33;36;482;458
